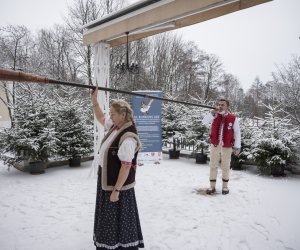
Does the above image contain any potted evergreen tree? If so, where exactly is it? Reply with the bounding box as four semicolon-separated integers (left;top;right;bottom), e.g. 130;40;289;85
55;86;93;167
230;153;242;170
233;118;257;170
252;138;291;176
162;95;185;159
0;98;57;174
27;111;57;174
56;108;93;167
248;104;298;176
185;106;209;164
194;139;209;164
168;131;181;159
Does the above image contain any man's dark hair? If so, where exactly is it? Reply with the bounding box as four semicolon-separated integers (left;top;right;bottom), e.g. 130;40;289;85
219;98;230;107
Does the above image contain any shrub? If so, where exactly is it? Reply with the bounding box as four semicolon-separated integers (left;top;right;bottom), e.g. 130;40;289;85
251;138;291;175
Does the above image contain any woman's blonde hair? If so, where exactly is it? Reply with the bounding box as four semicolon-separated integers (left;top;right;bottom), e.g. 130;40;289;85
110;99;134;123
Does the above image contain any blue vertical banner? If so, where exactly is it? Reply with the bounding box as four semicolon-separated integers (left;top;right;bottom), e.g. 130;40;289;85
132;91;162;165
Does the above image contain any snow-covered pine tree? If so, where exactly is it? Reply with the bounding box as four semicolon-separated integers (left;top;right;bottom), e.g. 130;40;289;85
238;117;258;164
184;106;209;153
161;94;186;151
249;103;299;175
54;86;93;162
0;83;57;167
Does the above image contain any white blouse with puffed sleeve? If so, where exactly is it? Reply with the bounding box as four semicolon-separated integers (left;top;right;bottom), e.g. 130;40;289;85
98;118;137;168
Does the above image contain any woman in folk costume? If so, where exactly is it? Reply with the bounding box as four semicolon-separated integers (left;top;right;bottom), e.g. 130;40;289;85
91;86;144;250
202;98;241;195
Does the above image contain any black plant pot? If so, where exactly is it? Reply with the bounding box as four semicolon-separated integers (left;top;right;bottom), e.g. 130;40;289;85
169;149;180;159
271;164;285;176
195;153;207;164
230;155;242;170
69;157;81;167
29;161;46;174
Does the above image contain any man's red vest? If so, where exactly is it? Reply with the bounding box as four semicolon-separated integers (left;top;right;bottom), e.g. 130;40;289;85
210;113;236;147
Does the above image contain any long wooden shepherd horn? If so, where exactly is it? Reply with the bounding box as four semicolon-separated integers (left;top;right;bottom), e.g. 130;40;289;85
0;68;214;109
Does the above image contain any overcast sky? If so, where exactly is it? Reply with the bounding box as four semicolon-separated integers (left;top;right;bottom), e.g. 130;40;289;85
1;0;299;90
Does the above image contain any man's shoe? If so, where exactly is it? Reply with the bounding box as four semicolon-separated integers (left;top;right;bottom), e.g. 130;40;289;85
222;188;229;195
206;188;216;195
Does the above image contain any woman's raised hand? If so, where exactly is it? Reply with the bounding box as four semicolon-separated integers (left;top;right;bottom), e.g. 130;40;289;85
91;83;99;104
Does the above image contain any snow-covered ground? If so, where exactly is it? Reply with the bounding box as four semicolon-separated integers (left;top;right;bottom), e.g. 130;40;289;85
0;155;300;250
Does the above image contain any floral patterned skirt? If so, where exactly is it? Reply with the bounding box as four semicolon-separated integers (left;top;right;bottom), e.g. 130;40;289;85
93;174;144;249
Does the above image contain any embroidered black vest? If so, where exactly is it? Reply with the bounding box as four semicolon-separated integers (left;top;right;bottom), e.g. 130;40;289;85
100;122;140;191
106;126;138;186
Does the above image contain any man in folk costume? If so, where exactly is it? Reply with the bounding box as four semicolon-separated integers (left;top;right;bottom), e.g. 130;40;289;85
202;99;241;195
